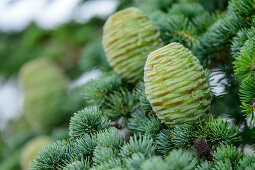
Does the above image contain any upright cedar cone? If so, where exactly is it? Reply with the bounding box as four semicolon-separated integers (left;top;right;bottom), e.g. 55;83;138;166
103;7;163;83
144;42;211;125
20;58;69;132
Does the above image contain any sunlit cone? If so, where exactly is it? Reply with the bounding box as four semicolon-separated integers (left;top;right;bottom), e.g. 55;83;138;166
144;42;211;125
103;7;163;83
20;58;69;132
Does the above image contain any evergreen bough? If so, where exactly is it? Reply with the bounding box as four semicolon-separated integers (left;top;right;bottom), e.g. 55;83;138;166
69;106;111;137
29;0;255;169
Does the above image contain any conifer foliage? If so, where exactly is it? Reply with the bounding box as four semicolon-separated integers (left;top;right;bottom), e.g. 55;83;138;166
30;0;255;169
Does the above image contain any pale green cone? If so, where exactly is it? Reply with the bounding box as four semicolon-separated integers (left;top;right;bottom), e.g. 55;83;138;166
144;42;211;125
20;58;69;132
103;7;163;83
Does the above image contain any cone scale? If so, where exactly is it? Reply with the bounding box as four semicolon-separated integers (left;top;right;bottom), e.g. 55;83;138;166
144;43;211;125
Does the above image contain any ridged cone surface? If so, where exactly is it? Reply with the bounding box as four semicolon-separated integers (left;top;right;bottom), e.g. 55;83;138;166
103;7;163;83
144;43;211;125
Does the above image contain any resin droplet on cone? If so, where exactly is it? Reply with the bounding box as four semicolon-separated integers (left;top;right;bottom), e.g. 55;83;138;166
144;42;211;125
103;7;163;83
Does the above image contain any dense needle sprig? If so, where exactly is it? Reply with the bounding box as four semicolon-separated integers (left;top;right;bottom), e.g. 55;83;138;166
28;0;255;169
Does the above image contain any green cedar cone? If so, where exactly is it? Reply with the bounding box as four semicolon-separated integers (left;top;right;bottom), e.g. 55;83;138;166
20;58;69;132
103;7;163;83
144;42;211;125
